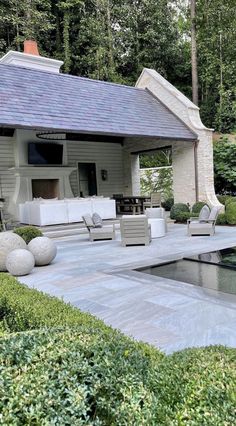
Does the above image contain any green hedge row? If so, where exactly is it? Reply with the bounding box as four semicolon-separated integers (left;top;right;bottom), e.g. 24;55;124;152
0;274;235;424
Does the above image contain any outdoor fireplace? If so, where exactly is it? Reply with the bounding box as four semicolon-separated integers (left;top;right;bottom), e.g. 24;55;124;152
32;179;60;199
8;166;76;219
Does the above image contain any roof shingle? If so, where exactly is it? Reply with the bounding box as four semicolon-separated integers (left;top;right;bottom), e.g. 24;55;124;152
0;64;196;140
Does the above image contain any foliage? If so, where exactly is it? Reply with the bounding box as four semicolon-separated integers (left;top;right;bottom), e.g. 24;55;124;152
0;329;235;424
13;226;43;244
161;197;174;211
217;194;231;205
214;140;236;194
153;346;236;424
170;203;190;220
196;0;236;131
191;201;208;214
0;1;235;130
0;273;109;332
225;197;236;207
216;213;227;225
225;202;236;225
140;168;173;201
140;149;173;200
173;211;191;223
0;327;162;424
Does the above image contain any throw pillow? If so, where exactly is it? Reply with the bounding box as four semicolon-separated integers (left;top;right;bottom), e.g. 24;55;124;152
82;214;94;230
199;205;210;221
92;213;103;228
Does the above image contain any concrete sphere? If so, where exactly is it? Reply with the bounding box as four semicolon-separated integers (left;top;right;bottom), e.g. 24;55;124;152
0;231;27;271
6;249;35;276
28;237;57;266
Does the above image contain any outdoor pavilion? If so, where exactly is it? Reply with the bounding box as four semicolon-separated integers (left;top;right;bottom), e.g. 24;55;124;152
0;45;221;221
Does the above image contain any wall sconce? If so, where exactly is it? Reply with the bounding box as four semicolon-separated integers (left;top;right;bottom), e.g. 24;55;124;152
101;169;108;181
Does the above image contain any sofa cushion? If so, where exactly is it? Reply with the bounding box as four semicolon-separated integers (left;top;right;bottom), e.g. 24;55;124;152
92;213;103;228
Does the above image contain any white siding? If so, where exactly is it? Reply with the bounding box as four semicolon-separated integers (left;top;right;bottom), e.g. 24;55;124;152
67;141;124;197
0;136;15;218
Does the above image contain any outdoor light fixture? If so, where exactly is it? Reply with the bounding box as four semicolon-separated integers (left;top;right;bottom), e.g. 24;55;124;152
36;131;66;140
101;169;108;181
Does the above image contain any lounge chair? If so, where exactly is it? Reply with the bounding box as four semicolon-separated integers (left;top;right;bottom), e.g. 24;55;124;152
120;215;151;246
82;213;115;241
143;192;162;210
187;205;221;236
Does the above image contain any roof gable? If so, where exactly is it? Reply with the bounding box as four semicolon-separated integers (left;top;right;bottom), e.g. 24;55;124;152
0;65;196;140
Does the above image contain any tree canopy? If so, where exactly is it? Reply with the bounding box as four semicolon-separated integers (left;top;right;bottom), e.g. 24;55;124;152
0;0;235;132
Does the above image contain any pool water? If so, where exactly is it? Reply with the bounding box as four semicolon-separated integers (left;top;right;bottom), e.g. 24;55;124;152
139;248;236;295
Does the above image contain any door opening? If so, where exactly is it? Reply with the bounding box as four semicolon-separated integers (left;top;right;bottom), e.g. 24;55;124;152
78;163;97;197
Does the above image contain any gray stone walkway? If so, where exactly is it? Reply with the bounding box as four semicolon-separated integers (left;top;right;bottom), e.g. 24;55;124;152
20;224;236;353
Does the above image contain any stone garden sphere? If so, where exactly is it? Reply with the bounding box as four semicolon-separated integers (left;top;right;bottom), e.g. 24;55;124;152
28;237;57;266
0;231;27;271
6;249;35;276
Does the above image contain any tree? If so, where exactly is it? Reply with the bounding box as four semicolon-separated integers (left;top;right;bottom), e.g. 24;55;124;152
214;138;236;194
190;0;198;105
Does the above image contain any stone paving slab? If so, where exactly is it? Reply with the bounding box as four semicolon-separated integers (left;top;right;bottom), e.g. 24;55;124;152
19;224;236;353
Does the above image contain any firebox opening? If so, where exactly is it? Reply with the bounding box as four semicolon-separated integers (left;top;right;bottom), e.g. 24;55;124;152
32;179;60;199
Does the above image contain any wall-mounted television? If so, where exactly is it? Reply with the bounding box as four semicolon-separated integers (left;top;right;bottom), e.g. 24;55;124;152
28;142;63;165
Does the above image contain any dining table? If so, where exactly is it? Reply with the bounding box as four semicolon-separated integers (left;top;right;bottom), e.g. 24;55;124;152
113;195;151;214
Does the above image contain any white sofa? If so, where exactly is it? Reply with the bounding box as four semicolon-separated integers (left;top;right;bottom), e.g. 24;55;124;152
19;198;116;226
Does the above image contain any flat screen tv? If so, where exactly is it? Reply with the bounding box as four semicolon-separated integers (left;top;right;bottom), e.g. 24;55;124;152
28;142;63;165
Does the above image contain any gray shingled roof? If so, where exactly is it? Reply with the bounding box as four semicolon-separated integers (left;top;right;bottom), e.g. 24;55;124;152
0;64;196;140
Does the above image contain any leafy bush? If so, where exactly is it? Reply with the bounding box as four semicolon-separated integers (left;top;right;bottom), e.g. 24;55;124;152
162;197;174;211
170;203;190;220
225;197;236;208
153;346;236;424
13;226;43;244
216;213;228;225
0;275;235;424
217;194;230;205
174;211;191;223
0;274;111;333
0;329;235;425
191;201;209;214
0;327;162;425
214;140;236;194
225;202;236;225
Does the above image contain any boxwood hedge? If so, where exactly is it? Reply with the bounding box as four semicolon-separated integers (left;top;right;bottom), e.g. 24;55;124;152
13;225;43;244
0;274;235;424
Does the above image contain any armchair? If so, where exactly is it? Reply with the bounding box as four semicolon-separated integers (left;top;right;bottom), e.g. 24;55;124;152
187;206;221;236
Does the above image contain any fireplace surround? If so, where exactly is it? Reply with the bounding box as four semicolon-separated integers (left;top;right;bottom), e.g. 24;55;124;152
9;166;76;219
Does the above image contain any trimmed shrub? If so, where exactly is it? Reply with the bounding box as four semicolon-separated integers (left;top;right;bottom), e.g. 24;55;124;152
0;276;235;424
13;226;43;244
0;274;110;333
174;211;191;223
0;330;235;424
225;197;236;208
225;202;236;225
216;213;228;225
162;197;174;211
217;195;229;205
191;201;209;214
152;346;236;424
170;203;190;220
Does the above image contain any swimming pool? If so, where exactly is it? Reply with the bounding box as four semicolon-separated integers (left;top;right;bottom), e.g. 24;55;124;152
138;247;236;295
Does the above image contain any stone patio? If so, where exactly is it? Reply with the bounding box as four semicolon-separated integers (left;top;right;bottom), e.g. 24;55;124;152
19;223;236;354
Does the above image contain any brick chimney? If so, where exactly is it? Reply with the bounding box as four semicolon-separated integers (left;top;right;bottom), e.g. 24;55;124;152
24;40;40;56
0;40;63;73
